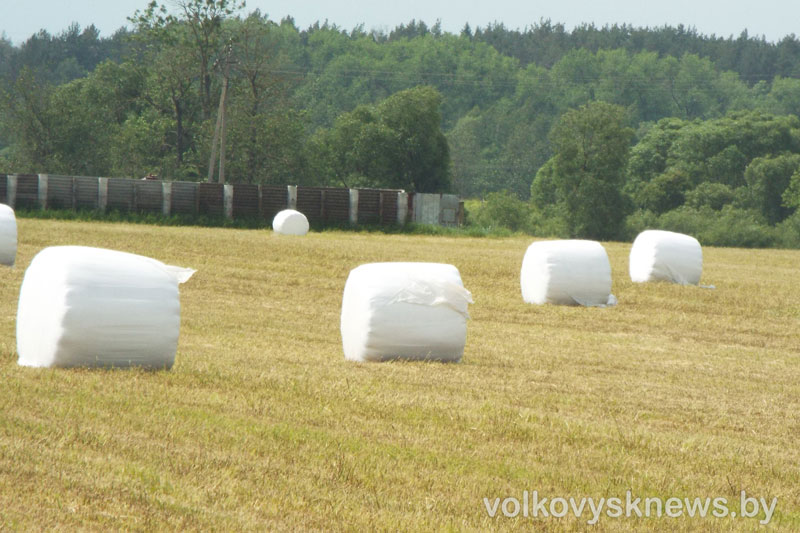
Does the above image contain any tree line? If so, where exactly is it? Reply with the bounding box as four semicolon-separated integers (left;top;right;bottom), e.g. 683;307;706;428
2;0;800;246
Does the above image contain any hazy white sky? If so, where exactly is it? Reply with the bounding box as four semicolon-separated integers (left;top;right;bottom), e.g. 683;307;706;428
2;0;797;45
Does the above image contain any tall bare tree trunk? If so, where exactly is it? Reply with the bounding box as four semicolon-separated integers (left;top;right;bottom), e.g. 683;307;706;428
219;77;228;184
207;75;229;183
207;96;222;182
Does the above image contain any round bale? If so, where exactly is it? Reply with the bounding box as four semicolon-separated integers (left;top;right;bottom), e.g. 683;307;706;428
521;239;614;307
629;230;702;285
272;209;309;236
341;262;473;362
0;204;17;266
16;246;195;368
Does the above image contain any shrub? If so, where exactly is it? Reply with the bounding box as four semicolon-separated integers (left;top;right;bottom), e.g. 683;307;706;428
775;212;800;248
528;207;569;238
657;206;777;248
470;190;531;232
623;209;660;240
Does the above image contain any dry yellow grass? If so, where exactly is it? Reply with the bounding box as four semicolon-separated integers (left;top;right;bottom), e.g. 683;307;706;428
0;218;799;531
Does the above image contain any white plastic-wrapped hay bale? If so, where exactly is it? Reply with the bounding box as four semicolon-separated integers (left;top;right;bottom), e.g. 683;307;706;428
341;262;473;362
629;230;702;285
16;246;195;369
272;209;309;236
520;240;615;307
0;204;17;266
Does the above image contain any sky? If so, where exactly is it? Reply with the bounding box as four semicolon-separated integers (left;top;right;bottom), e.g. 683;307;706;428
2;0;798;45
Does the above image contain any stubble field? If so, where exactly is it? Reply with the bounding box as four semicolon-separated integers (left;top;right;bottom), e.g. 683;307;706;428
0;218;799;531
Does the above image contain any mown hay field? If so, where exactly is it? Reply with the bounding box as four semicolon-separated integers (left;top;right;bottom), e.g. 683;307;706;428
1;218;799;531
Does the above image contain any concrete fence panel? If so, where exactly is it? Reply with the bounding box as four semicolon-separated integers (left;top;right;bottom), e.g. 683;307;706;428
440;194;460;226
261;185;288;222
294;187;351;224
412;193;441;225
107;178;134;212
75;177;100;210
46;175;74;210
170;182;198;215
357;189;381;224
380;191;398;225
134;180;163;214
198;183;224;217
232;184;260;219
323;188;350;223
15;174;39;210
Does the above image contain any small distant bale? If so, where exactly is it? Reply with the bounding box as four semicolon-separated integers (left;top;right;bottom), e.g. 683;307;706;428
272;209;309;236
341;262;473;362
629;230;702;285
16;246;195;369
0;204;17;266
521;240;615;307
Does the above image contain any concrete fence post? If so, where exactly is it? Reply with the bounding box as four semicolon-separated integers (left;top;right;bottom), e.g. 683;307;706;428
38;174;48;209
397;191;408;225
162;182;172;216
223;184;234;219
287;185;297;210
98;177;108;212
349;189;359;224
6;175;17;209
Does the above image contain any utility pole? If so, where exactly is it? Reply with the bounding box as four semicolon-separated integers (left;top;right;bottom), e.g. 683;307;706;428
208;42;234;184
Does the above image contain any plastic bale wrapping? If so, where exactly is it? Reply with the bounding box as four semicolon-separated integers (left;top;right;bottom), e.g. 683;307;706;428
272;209;309;236
629;230;702;285
0;204;17;266
521;240;615;307
341;262;473;362
16;246;195;369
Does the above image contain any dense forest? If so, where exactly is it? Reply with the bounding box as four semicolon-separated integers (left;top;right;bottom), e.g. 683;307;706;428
2;0;800;246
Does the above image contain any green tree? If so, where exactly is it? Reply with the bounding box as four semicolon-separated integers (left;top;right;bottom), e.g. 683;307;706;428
540;101;634;239
625;51;680;122
315;86;451;191
634;168;691;214
0;68;58;172
766;76;800;117
143;41;201;174
782;169;800;211
685;182;736;210
471;190;530;231
625;117;686;195
629;112;800;200
131;0;244;120
706;144;748;187
744;153;800;224
530;158;557;208
446;112;484;196
377;86;451;191
220;12;307;183
128;4;202;176
315;105;400;188
668;54;724;119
